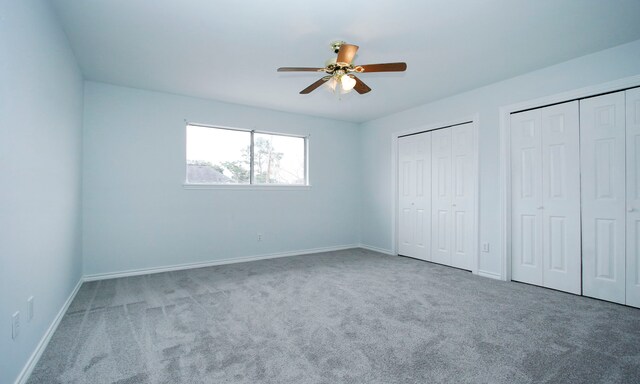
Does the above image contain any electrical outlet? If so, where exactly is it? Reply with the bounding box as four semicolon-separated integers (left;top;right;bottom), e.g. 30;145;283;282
27;296;34;321
12;312;20;340
257;233;263;241
482;243;490;252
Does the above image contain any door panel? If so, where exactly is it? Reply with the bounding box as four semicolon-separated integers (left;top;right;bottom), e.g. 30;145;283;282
511;110;543;286
400;208;413;248
595;219;616;279
581;91;626;304
521;214;537;266
399;124;477;271
541;101;581;294
431;128;453;266
398;133;431;260
399;139;414;252
548;216;565;271
451;123;476;270
416;209;425;249
626;87;640;308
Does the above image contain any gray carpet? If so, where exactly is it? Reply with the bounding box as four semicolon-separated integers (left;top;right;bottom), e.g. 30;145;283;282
27;249;640;384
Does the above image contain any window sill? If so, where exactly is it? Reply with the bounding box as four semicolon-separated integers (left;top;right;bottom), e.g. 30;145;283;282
183;183;312;191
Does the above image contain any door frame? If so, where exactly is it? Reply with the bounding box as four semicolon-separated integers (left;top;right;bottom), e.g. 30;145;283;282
392;115;480;275
499;74;640;282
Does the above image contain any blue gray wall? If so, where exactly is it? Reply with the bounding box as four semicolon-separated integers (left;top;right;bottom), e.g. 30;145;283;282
0;1;84;383
81;82;361;276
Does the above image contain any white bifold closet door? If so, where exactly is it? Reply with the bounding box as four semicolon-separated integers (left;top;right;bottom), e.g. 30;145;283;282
431;123;476;270
511;101;581;294
626;87;640;308
398;123;476;270
398;133;431;261
581;91;627;304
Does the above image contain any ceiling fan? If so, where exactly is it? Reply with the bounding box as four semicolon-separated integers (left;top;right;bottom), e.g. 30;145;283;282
277;41;407;95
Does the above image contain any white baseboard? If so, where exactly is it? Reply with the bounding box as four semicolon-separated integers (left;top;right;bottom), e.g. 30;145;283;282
14;278;83;384
358;243;396;256
83;244;359;281
478;270;503;280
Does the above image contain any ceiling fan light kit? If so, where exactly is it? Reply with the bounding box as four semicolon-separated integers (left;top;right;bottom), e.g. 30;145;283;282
278;40;407;95
326;74;357;94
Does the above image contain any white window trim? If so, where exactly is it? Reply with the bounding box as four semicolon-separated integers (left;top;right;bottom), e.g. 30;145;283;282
184;121;310;188
182;183;312;191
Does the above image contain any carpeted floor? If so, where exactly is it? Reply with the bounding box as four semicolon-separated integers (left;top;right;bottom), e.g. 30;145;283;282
27;249;640;383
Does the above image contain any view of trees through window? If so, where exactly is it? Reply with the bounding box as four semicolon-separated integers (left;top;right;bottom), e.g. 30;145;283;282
186;125;306;185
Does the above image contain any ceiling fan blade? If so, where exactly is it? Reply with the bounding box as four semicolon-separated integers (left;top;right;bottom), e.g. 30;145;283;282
278;67;324;72
336;44;359;64
352;75;371;94
358;62;407;72
300;77;329;94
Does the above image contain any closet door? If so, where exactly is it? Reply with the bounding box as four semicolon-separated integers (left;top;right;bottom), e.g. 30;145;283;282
540;101;581;294
511;102;581;293
581;91;626;304
626;87;640;308
511;110;543;286
431;128;453;266
398;133;431;260
451;123;476;270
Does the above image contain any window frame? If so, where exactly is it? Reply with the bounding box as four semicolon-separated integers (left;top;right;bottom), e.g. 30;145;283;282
184;122;310;188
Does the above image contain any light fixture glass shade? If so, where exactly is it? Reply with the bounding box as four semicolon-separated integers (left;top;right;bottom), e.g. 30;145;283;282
326;77;338;91
341;75;356;91
326;74;356;94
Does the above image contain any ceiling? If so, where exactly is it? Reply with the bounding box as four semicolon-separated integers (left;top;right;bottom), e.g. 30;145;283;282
50;0;640;123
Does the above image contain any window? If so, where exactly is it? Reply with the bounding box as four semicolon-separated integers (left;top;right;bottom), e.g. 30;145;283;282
185;124;308;186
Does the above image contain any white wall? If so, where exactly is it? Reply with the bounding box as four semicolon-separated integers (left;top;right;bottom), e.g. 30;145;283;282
359;39;640;277
82;82;361;276
0;1;84;383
